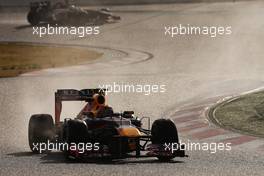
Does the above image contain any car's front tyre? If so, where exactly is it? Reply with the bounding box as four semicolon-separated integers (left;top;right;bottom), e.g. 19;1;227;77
151;118;179;161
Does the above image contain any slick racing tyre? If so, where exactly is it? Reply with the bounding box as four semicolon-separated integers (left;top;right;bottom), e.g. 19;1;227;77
151;118;179;161
28;114;54;153
27;11;40;25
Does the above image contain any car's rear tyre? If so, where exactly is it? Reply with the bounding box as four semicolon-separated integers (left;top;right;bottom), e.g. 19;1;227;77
151;118;179;161
28;114;54;153
27;11;40;25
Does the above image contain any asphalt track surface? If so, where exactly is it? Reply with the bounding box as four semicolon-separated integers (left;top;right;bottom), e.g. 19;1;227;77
1;1;264;176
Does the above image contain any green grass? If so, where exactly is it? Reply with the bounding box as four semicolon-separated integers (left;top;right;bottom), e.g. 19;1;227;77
214;91;264;137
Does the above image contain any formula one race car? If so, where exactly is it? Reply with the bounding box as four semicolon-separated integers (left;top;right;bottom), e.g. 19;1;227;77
28;89;186;161
27;0;121;26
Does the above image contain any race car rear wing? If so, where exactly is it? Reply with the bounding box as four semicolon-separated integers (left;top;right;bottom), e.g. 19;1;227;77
55;89;106;125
